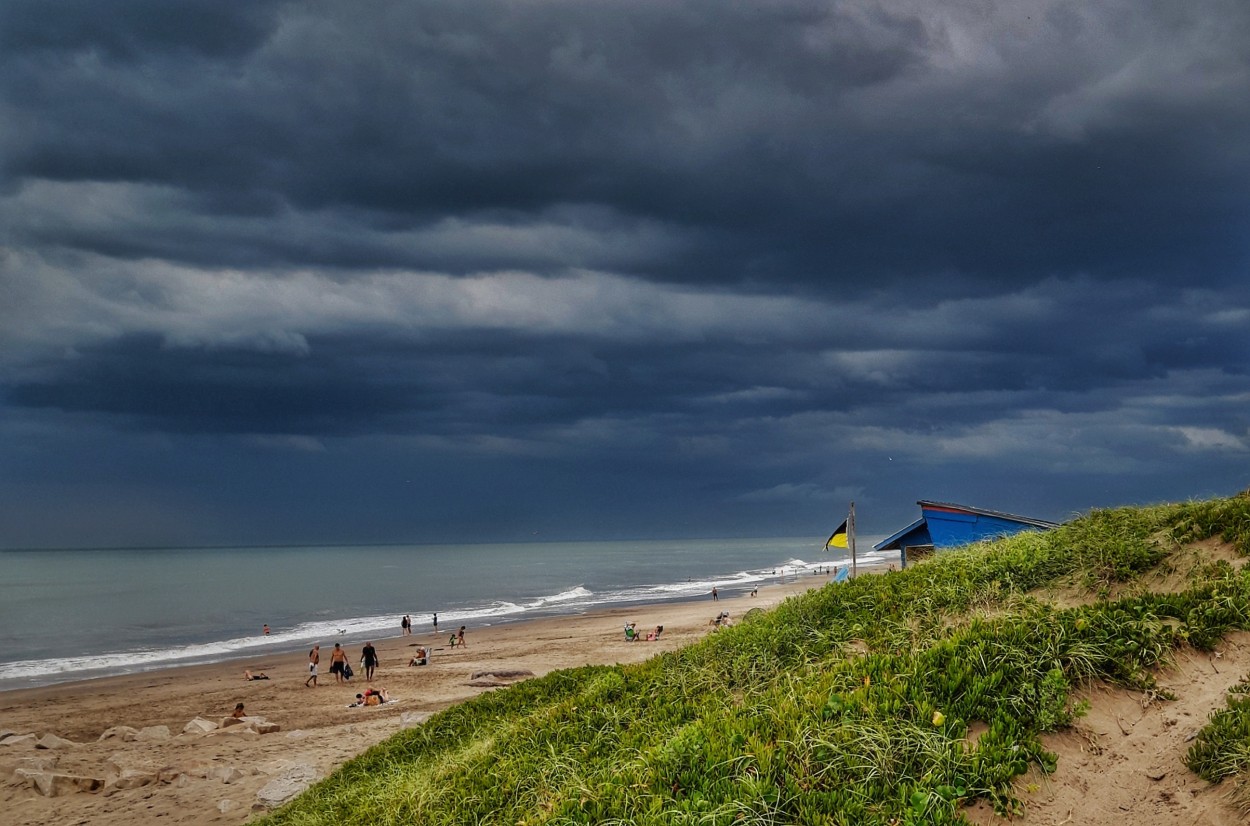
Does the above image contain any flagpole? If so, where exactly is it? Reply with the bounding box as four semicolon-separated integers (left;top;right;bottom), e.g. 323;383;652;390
849;501;857;578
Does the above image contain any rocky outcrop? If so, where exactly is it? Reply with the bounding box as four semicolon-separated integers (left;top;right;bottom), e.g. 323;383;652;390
255;763;320;808
183;717;218;735
104;751;160;789
98;725;138;742
14;768;105;797
13;754;60;773
35;733;77;750
1;733;38;747
134;725;171;742
217;715;280;734
467;668;535;687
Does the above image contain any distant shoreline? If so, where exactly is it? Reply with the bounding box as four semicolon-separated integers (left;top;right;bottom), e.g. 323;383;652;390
0;565;876;694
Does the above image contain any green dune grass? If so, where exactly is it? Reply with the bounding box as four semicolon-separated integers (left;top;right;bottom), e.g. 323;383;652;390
262;492;1250;825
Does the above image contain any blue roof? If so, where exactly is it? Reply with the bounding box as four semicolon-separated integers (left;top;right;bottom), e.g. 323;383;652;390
917;500;1059;530
874;501;1059;551
874;518;931;551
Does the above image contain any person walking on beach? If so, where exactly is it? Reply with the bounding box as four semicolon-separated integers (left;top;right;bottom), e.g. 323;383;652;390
457;625;466;648
361;641;378;682
711;586;718;601
306;645;320;687
401;614;411;636
329;642;349;684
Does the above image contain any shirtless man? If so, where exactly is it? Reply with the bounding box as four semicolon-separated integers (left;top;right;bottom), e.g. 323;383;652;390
329;642;349;684
305;645;320;687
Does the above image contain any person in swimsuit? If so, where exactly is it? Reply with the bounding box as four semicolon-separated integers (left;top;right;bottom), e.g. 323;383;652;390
306;645;320;687
232;702;247;719
329;642;348;683
457;626;466;648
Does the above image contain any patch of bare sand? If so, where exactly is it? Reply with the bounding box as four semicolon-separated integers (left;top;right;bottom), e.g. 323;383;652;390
1032;538;1246;614
962;631;1250;825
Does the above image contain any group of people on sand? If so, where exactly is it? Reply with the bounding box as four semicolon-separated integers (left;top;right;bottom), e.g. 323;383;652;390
624;622;664;642
401;612;440;636
255;620;467;689
302;640;383;687
350;687;391;707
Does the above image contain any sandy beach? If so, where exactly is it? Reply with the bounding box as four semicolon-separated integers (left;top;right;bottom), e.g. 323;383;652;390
0;576;831;825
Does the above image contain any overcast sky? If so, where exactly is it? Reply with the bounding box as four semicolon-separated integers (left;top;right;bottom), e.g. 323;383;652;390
2;0;1248;549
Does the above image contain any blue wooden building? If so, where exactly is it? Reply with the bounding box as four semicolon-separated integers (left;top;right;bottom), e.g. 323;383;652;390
875;500;1059;568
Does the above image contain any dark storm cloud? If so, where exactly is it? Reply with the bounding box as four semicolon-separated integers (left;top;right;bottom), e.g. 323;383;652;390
2;1;1249;547
0;0;287;61
4;1;1247;286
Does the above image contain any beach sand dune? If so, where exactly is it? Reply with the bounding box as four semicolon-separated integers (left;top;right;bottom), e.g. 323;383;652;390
4;572;1244;825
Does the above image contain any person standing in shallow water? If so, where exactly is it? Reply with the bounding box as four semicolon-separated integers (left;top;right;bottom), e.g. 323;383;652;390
433;612;438;633
711;586;718;601
401;614;411;636
360;641;378;682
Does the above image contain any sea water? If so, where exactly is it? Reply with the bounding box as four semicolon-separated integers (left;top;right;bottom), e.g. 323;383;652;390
0;537;890;690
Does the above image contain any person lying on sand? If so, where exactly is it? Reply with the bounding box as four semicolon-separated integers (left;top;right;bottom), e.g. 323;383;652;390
243;670;270;680
350;688;390;707
709;611;732;628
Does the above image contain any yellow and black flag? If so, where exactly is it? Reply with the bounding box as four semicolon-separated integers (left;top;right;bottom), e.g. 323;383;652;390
825;518;849;550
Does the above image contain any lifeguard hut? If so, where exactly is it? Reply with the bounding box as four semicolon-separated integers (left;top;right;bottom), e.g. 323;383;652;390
875;500;1059;569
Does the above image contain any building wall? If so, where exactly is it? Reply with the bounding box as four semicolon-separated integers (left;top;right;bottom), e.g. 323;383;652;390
922;507;1043;548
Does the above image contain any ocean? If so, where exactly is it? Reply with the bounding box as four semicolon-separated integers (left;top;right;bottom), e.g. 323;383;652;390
0;536;889;690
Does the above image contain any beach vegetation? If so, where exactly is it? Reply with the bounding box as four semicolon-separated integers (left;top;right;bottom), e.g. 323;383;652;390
261;491;1250;825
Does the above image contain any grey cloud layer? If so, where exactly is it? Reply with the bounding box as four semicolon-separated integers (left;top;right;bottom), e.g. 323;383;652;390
1;0;1248;546
5;1;1247;282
